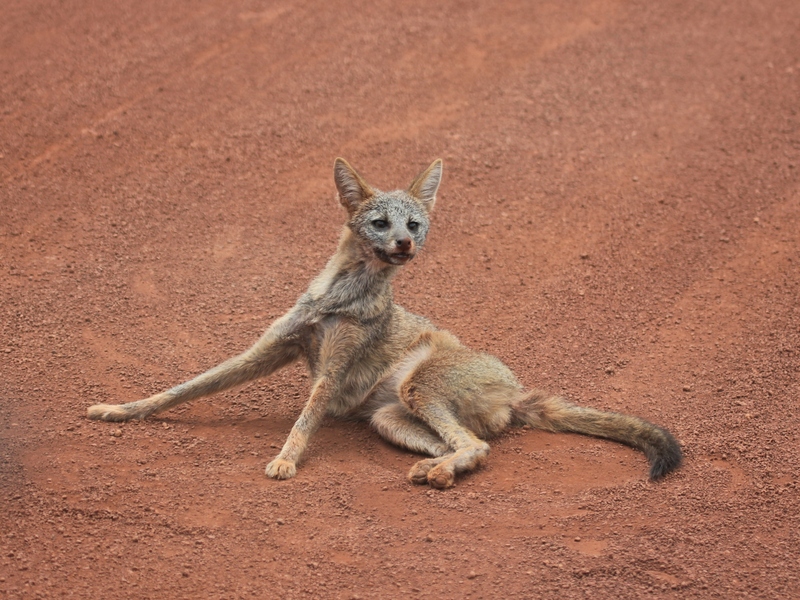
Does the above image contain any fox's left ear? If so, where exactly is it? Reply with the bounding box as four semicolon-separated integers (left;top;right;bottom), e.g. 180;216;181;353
334;158;374;214
408;159;442;212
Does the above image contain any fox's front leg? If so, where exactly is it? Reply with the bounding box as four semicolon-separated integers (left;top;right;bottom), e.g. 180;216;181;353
264;375;335;479
265;320;361;479
87;308;305;422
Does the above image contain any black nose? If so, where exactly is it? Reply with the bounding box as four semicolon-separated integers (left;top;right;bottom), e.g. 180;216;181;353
395;238;412;252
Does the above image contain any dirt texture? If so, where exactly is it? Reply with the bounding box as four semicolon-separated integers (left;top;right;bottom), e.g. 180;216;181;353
2;0;799;598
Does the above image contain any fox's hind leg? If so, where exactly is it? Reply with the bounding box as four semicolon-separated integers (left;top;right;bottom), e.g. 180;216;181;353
403;405;490;488
370;403;450;457
385;332;502;488
400;391;491;489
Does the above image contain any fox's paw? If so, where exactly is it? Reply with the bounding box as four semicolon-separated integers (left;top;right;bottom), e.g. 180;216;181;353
265;458;297;480
408;457;444;485
87;404;134;422
426;464;456;489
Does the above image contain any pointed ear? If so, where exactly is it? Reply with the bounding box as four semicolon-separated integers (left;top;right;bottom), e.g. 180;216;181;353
334;158;374;213
408;159;443;212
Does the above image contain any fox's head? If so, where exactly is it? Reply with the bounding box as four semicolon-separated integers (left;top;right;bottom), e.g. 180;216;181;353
334;158;442;267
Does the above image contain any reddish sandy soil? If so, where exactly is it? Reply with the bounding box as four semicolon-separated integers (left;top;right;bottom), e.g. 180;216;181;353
2;0;799;598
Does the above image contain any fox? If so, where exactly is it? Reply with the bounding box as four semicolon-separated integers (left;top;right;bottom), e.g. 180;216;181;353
87;158;682;489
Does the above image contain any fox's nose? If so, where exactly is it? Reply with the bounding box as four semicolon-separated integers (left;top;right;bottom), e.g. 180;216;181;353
395;238;412;252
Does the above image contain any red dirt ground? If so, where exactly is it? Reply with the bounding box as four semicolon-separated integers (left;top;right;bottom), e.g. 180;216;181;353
2;0;799;598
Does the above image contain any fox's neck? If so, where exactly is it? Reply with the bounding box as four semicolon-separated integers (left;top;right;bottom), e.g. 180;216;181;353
307;228;397;318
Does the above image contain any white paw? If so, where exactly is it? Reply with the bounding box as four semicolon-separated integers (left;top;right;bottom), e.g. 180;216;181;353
265;458;297;480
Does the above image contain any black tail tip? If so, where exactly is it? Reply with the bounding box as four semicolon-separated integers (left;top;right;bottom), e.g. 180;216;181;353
648;437;683;480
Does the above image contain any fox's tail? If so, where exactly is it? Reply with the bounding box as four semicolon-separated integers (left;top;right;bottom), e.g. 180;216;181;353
511;390;682;480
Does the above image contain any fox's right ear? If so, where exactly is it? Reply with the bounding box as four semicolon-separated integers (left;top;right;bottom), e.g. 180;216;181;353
408;159;443;213
334;158;374;214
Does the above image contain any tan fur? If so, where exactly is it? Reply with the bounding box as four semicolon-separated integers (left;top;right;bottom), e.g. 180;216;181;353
88;158;682;488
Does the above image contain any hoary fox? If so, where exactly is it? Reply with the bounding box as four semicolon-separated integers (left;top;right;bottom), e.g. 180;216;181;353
88;158;682;488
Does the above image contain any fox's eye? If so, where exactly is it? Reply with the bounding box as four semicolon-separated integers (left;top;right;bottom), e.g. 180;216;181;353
407;221;419;232
372;219;389;229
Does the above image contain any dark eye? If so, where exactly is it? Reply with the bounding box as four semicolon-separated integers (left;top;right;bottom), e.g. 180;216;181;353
407;221;419;232
372;219;388;229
